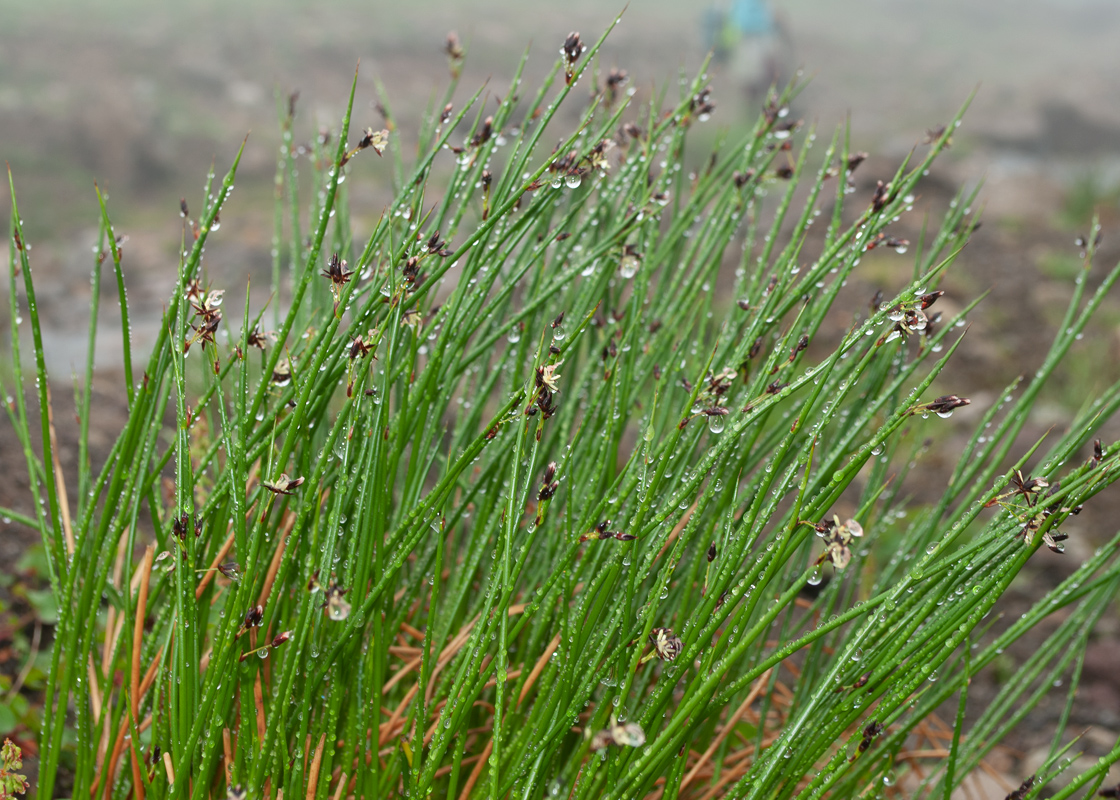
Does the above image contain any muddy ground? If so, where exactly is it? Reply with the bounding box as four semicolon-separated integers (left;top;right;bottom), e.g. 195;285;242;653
2;0;1120;795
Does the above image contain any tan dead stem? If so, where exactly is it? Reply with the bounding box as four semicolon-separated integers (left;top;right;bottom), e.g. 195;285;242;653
681;668;771;790
517;633;561;708
258;509;297;607
45;384;74;555
457;739;493;800
128;544;154;800
306;732;327;800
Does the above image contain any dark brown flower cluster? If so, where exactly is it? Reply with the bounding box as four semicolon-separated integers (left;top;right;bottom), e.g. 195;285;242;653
184;280;224;355
855;720;883;756
863;232;910;253
909;394;970;418
1006;775;1035;800
309;570;352;621
262;473;304;496
562;32;585;84
645;627;683;663
247;325;277;351
171;512;202;541
537;462;559;502
760;94;788;128
679;367;738;429
1089;438;1106;469
445;31;465;78
987;470;1080;554
878;290;945;346
806;515;864;570
237;604;264;638
528;358;563;428
870;180;892;214
339;127;389;168
238;630;292;663
688;86;715;123
604;67;628;105
578;519;635;543
321;252;355;314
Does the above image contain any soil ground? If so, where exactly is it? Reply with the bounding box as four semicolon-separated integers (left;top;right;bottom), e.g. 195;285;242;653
2;1;1120;795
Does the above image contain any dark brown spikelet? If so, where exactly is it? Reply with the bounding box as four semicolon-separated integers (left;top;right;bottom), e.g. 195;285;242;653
262;473;304;496
562;32;585;84
856;720;884;755
321;252;355;287
605;67;628;104
1090;438;1105;468
870;180;890;213
1006;775;1036;800
445;31;465;77
923;124;947;145
538;462;559;501
649;627;683;661
689;86;716;121
919;290;945;309
470;116;494;148
925;395;970;415
846;151;868;172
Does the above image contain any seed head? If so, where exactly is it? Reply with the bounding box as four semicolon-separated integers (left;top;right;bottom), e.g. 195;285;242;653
270;630;293;648
604;67;629;104
263;473;304;496
856;720;884;754
590;716;646;750
870;180;890;213
561;33;585;84
813;516;863;570
846;151;868;172
649;627;683;662
537;361;563;393
919;290;945;309
689;86;716;122
243;605;264;629
272;358;293;386
1007;776;1036;800
321;252;355;287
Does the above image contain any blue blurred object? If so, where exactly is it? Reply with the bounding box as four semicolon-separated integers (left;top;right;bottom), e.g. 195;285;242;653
730;0;775;36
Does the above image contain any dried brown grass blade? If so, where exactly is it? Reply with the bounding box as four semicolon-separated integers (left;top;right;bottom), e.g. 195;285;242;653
681;668;771;791
457;739;493;800
517;633;561;708
306;732;327;800
128;544;154;800
45;384;75;554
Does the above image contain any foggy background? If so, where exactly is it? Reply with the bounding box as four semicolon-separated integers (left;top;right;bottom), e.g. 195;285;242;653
2;0;1119;373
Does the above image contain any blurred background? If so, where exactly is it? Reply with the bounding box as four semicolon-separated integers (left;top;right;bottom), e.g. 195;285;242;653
2;0;1120;375
2;1;1120;792
2;0;1120;378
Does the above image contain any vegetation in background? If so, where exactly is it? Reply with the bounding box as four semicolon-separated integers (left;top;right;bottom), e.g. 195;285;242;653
5;20;1120;799
1062;172;1120;230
